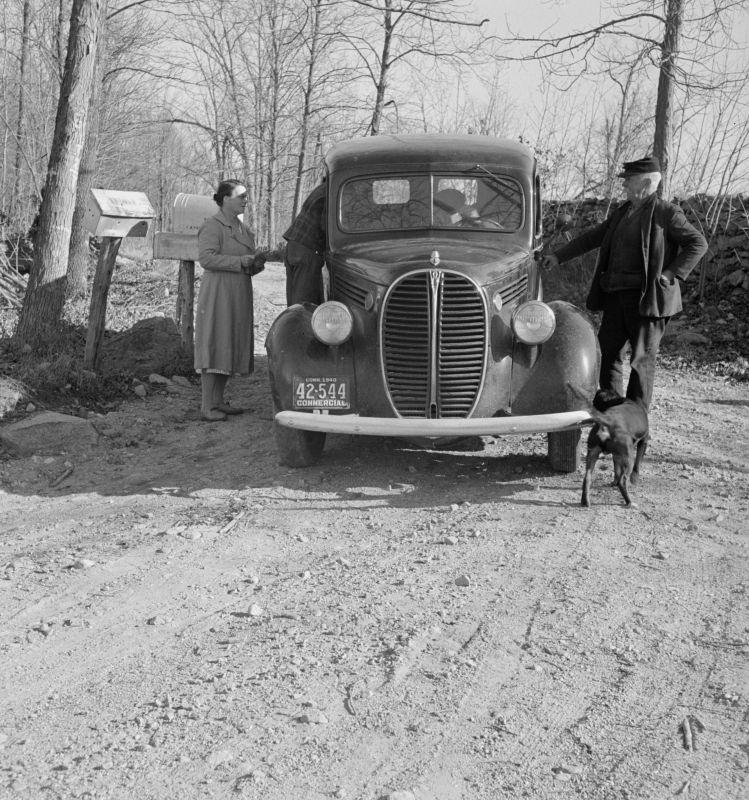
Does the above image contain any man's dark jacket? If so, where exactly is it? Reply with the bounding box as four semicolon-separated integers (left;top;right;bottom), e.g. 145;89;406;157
283;184;326;255
554;195;707;318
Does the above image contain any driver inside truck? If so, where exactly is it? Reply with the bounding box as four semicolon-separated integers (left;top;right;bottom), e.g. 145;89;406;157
433;187;485;228
433;188;466;226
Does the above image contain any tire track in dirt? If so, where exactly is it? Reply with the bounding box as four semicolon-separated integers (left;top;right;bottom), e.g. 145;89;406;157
2;361;748;799
348;489;748;799
313;508;632;797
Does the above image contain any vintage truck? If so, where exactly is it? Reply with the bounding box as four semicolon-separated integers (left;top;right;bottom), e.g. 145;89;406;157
266;134;598;469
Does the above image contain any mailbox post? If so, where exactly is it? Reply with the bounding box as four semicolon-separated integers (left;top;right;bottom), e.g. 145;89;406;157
153;193;217;358
83;189;154;370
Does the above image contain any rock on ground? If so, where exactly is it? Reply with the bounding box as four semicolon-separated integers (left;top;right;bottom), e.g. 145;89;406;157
101;317;184;379
0;412;99;456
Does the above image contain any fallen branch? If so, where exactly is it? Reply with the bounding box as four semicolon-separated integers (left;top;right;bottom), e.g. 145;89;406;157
220;510;246;534
680;715;705;751
50;466;74;488
681;717;693;750
0;257;27;307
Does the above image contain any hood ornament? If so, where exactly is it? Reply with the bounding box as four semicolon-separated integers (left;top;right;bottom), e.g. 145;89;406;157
430;250;440;266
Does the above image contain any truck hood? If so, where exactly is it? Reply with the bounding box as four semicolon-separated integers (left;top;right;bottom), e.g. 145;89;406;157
329;237;532;287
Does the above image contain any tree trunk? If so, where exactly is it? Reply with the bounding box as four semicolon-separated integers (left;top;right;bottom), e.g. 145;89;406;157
14;0;107;350
11;0;32;222
265;2;280;246
57;0;68;81
66;36;106;300
223;30;254;224
293;0;322;218
369;0;393;136
653;0;683;199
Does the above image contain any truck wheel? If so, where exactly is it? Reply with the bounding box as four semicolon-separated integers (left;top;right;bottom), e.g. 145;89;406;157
274;418;326;467
547;429;582;472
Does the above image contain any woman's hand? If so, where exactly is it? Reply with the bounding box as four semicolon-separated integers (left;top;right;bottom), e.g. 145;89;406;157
251;254;267;275
240;254;254;273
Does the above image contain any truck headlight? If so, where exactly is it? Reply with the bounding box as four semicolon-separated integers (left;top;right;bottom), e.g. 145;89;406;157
311;301;354;345
511;301;556;344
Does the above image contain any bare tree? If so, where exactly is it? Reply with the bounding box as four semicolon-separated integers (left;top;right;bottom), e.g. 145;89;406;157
339;0;488;136
171;0;258;221
66;41;105;299
66;0;173;299
10;0;32;220
14;0;107;348
292;0;324;217
596;51;652;195
501;0;748;197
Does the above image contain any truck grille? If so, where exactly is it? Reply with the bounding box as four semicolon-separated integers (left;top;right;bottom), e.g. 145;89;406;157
333;273;368;308
381;271;487;419
499;272;528;305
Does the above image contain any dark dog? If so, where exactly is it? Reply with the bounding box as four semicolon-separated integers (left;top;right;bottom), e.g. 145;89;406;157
581;389;649;507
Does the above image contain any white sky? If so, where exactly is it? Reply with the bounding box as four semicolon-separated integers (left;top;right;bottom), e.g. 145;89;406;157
469;0;749;98
472;0;603;42
470;0;604;96
462;0;749;192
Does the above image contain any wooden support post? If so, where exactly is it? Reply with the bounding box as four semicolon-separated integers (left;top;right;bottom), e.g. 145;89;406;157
176;259;195;358
83;236;121;371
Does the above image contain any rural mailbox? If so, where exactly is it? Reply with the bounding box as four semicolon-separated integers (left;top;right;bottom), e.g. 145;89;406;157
153;193;219;260
84;188;154;238
173;193;216;234
82;188;155;371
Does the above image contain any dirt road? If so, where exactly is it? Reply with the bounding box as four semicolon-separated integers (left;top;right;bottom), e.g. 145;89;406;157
1;269;748;799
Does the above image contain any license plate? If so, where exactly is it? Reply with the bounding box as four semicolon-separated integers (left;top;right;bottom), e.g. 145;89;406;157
293;377;350;409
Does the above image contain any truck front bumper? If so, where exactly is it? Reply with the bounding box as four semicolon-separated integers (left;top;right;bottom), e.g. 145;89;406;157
274;410;593;437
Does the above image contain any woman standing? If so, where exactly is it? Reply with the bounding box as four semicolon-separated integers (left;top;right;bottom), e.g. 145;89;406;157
195;180;265;421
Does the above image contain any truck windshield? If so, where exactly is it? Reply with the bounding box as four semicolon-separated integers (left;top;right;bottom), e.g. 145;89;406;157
339;174;523;232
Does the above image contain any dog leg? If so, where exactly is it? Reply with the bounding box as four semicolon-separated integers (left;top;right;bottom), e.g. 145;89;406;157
616;448;634;506
581;445;602;507
618;473;633;506
630;435;649;486
612;458;623;488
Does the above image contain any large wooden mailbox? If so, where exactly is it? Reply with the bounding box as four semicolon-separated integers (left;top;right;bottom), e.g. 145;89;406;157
83;189;155;371
153;193;217;260
84;188;154;238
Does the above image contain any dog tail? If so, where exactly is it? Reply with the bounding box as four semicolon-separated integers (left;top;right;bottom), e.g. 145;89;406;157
593;389;626;413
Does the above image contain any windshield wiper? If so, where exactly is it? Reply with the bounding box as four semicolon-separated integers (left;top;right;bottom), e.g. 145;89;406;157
472;164;518;196
473;164;518;205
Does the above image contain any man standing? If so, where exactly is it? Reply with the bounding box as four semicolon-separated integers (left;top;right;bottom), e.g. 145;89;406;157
282;182;326;306
543;157;707;409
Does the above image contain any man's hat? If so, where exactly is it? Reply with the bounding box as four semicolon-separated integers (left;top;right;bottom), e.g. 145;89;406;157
618;156;661;177
434;188;466;213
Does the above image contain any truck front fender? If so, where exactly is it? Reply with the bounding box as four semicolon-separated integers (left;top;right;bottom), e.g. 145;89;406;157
265;304;357;413
511;301;599;415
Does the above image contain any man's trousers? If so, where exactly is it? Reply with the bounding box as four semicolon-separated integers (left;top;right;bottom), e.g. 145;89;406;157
598;289;668;410
284;241;324;306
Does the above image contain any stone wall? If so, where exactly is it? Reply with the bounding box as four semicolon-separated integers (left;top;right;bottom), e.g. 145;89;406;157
544;196;749;295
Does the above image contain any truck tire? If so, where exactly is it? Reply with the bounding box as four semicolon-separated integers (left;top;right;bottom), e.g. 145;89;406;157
547;429;582;472
274;418;326;467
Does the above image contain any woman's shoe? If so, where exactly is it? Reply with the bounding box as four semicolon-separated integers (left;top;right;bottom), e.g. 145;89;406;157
216;402;244;415
200;408;228;422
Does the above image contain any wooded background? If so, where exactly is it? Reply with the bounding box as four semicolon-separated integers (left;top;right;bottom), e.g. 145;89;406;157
1;0;748;343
